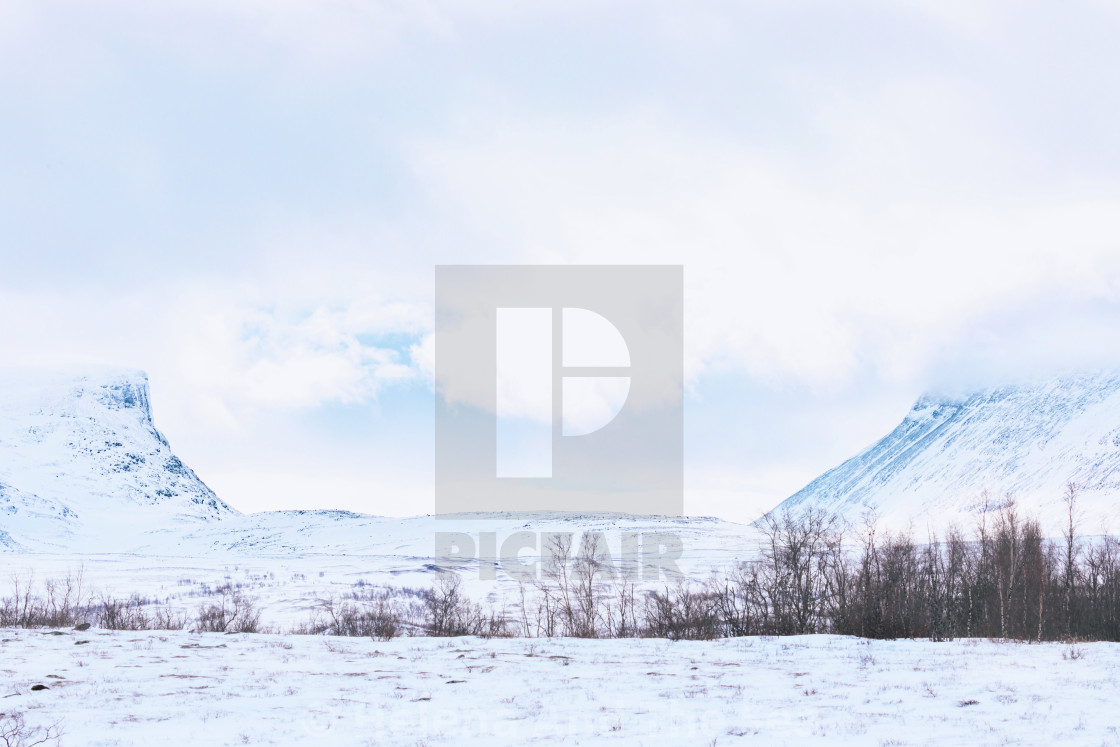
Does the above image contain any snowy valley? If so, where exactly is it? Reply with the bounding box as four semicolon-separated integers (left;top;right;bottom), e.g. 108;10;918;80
4;368;1120;746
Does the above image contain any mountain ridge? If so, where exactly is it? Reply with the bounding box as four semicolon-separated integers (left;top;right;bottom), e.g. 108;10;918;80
771;371;1120;533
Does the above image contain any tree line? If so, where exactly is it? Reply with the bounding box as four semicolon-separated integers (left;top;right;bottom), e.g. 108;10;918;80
4;486;1119;641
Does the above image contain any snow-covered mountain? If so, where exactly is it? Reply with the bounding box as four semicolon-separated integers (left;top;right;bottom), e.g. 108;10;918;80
772;372;1120;534
0;368;233;550
0;367;757;568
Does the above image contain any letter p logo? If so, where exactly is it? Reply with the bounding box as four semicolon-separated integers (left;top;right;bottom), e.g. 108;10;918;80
435;266;683;517
496;307;631;477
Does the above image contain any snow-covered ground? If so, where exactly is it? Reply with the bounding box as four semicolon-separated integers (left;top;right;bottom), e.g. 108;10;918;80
0;551;452;631
0;515;762;630
2;629;1118;745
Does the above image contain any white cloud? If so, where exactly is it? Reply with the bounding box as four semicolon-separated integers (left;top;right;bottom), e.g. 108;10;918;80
3;0;1120;519
174;299;426;413
409;333;436;381
409;112;1120;395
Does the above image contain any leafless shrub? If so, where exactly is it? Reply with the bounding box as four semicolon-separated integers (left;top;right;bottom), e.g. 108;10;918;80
98;595;152;630
196;585;261;634
95;595;191;631
643;582;720;640
422;574;510;638
289;616;330;635
0;712;62;747
604;580;640;638
0;572;92;628
321;592;404;640
710;562;768;637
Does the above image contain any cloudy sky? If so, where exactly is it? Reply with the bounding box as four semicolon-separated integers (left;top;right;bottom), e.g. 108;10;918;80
2;0;1120;522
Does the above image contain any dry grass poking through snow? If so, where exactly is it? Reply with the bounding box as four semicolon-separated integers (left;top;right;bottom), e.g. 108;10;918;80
2;630;1120;745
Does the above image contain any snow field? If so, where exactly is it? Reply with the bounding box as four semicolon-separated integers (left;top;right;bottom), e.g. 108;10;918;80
3;630;1118;746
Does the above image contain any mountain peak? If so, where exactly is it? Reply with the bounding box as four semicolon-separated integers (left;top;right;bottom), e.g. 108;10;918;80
0;366;235;551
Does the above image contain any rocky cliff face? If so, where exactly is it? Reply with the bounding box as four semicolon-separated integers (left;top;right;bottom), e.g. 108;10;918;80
0;368;234;550
772;372;1120;534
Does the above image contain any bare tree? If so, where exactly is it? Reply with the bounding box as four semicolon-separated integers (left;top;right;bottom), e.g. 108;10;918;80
423;573;472;636
1063;481;1081;638
995;499;1021;638
536;534;573;636
759;507;839;634
569;534;610;638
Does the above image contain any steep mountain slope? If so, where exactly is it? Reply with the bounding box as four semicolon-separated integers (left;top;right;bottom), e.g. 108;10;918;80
772;372;1120;534
0;368;233;549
